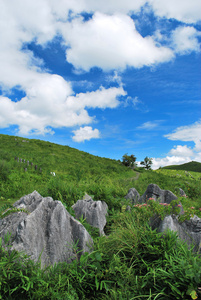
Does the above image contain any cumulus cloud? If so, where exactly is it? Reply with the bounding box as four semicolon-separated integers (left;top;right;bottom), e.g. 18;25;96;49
0;0;200;143
152;155;192;170
149;0;201;23
0;74;90;135
165;120;201;151
50;0;201;23
152;121;201;169
0;1;128;137
66;86;126;111
0;0;55;90
171;26;201;54
169;145;194;157
72;126;100;142
61;13;174;71
0;0;199;85
0;80;125;135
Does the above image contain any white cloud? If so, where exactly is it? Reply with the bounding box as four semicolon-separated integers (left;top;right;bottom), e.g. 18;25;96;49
85;0;147;14
169;145;194;157
149;0;201;23
152;121;201;169
152;155;192;170
0;0;55;90
51;0;201;23
137;120;161;130
0;0;200;143
61;13;174;71
194;152;201;162
171;26;201;54
0;1;127;136
72;126;100;142
66;86;126;111
124;96;142;108
107;71;123;86
0;0;198;89
165;120;201;151
0;77;125;135
50;0;147;16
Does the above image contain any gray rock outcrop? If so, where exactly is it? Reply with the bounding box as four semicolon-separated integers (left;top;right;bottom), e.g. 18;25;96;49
151;214;201;253
72;194;108;236
0;191;93;267
178;188;187;197
125;188;140;204
139;183;178;204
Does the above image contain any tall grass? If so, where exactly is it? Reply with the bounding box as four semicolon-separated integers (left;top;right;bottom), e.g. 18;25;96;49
1;134;201;299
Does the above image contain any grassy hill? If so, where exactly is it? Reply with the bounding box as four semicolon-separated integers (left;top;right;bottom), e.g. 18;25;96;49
0;133;201;207
1;134;201;299
0;133;137;208
162;161;201;172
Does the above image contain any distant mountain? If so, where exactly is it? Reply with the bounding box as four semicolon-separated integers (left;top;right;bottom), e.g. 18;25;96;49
162;161;201;172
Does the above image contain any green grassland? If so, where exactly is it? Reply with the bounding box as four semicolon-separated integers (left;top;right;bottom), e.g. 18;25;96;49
162;161;201;173
1;134;201;299
0;134;136;208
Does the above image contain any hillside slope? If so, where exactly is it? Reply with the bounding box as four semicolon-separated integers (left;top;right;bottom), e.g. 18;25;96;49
1;134;201;212
162;161;201;172
0;134;135;206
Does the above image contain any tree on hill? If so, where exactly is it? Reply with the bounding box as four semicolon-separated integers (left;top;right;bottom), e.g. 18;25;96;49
140;156;153;170
122;154;137;168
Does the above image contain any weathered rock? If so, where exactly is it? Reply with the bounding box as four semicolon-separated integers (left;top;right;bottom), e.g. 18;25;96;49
174;187;186;197
0;191;93;267
125;188;140;204
178;188;186;197
139;184;178;204
72;194;108;236
151;214;201;253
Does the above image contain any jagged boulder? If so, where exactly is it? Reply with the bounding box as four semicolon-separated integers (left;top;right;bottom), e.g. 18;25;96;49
151;214;201;253
139;184;178;204
0;191;93;267
178;188;187;197
125;188;140;204
72;194;108;236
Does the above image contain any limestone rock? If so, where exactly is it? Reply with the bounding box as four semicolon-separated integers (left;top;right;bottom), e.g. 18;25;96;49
0;191;93;267
152;214;201;253
139;184;178;204
178;188;187;197
125;188;140;204
72;194;108;236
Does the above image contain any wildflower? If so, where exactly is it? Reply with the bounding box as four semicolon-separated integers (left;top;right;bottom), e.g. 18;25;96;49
177;204;182;207
149;198;154;200
142;203;147;206
191;207;195;209
199;208;201;211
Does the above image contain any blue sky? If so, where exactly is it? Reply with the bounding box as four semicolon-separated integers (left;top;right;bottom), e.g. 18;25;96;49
0;0;200;169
